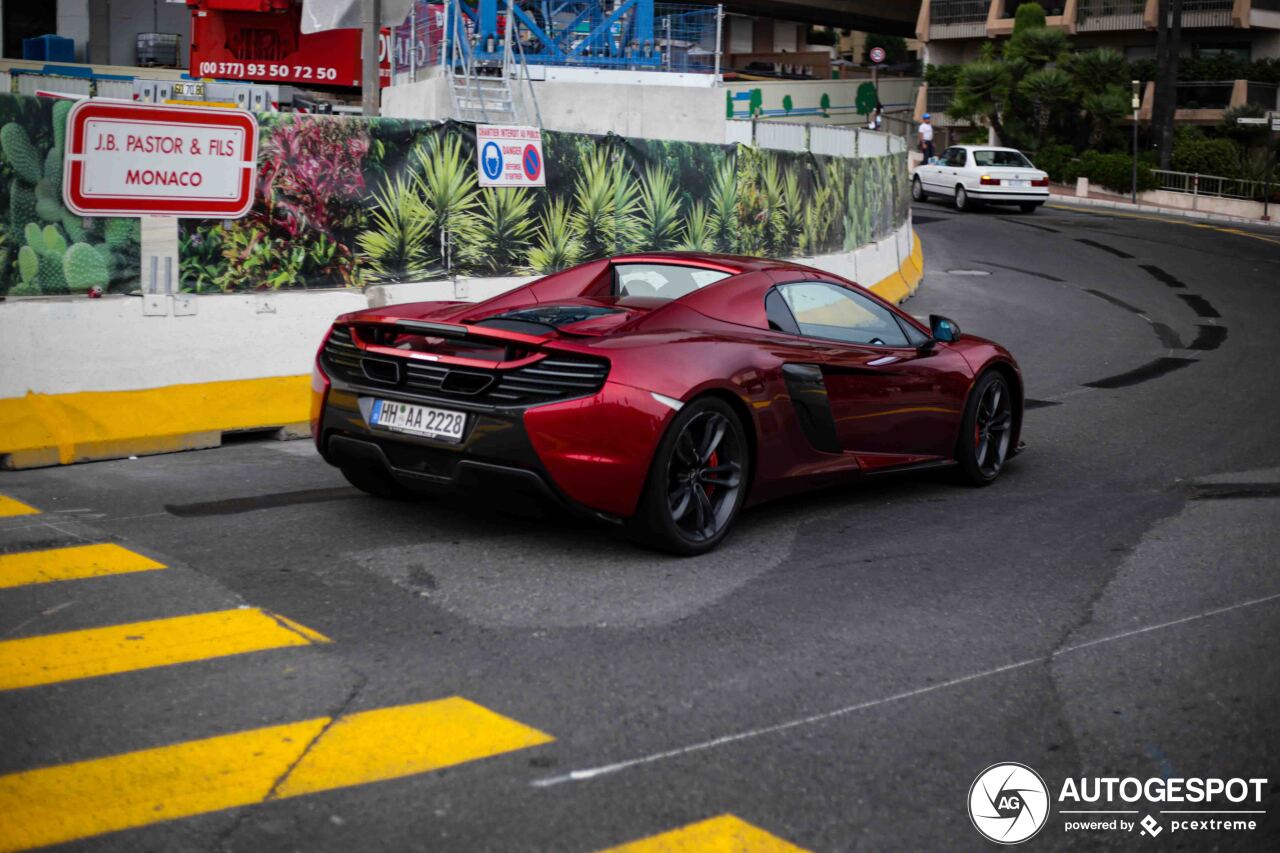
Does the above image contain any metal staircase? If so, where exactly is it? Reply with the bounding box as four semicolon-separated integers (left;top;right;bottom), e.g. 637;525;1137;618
446;0;542;128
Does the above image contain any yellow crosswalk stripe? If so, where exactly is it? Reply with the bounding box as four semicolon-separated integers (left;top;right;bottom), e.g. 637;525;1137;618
0;496;39;517
0;608;328;690
0;697;553;852
0;543;166;590
597;815;810;852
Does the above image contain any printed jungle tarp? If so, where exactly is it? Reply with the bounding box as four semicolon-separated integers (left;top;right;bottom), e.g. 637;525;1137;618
0;95;908;296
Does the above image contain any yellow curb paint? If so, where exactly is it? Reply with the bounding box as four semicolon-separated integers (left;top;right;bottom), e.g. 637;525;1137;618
0;697;553;852
0;496;39;517
597;814;811;853
0;607;329;690
0;375;310;469
868;230;924;305
0;543;166;590
1046;203;1280;246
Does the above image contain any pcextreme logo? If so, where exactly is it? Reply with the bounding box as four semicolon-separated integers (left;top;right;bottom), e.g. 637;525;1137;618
968;764;1269;845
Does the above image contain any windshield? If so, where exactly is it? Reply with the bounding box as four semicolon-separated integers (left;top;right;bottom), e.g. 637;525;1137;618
972;149;1033;168
614;263;731;300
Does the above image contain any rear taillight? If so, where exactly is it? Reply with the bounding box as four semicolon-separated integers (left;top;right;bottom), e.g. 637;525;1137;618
1032;177;1049;187
310;331;333;445
979;175;1000;186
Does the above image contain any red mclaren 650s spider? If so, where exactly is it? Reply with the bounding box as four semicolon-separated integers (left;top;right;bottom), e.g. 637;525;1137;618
312;253;1022;554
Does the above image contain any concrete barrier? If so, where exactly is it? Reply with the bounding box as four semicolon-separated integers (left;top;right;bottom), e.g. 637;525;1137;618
0;222;922;470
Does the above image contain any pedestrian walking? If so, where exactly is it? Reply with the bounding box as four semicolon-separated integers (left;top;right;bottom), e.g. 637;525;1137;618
868;103;883;131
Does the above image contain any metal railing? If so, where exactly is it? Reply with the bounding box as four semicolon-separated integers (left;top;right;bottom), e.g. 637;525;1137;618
727;120;905;159
1246;81;1279;110
1181;0;1234;27
1003;0;1066;16
1075;0;1146;31
926;85;955;115
929;0;991;39
1175;80;1234;109
1152;169;1270;201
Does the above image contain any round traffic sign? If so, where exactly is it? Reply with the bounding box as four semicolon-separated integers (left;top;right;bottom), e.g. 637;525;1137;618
522;144;541;181
870;46;886;64
481;141;503;181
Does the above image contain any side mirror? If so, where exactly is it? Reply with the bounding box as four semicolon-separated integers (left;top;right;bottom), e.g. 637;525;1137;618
930;314;961;343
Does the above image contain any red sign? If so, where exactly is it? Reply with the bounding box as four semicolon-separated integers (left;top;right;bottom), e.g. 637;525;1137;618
63;100;259;218
188;1;390;88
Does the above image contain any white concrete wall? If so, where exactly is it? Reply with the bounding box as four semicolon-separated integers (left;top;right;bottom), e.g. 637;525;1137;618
726;78;920;125
0;218;913;398
0;290;365;397
382;75;729;144
101;0;190;67
56;0;90;62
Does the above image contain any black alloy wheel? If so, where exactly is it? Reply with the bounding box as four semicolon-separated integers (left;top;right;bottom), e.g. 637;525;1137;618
956;372;1014;485
627;397;749;555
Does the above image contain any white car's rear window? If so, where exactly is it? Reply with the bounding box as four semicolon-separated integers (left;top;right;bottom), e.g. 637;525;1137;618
973;150;1033;168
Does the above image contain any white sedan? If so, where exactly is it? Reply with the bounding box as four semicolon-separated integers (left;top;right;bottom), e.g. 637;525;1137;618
913;145;1050;213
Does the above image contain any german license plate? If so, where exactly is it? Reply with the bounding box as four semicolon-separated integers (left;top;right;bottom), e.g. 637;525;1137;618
1007;179;1030;188
370;399;466;442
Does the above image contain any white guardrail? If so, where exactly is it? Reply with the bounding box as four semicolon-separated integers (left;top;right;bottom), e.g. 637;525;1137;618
1151;169;1273;201
728;120;905;158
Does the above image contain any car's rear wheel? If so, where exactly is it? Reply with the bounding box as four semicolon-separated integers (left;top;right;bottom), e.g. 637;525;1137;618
1019;202;1040;214
955;185;971;211
626;397;749;556
955;371;1014;486
912;175;925;201
340;464;419;500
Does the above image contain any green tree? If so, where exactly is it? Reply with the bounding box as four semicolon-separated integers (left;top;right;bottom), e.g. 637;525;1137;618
855;82;878;116
820;92;831;117
782;95;794;115
748;88;763;118
1018;68;1073;150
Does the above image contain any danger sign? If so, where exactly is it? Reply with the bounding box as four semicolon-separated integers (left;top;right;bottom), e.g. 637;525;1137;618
476;125;545;188
63;100;259;218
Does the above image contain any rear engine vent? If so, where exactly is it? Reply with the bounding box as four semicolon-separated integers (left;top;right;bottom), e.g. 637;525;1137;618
320;325;608;408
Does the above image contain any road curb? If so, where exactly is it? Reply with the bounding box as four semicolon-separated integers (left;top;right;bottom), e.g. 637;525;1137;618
1048;194;1280;230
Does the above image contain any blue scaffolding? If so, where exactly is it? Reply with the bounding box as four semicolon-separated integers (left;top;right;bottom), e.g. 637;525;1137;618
451;0;665;68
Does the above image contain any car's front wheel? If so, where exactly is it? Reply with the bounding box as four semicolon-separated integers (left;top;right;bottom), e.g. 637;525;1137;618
955;371;1015;486
912;176;926;201
954;185;971;211
626;397;749;556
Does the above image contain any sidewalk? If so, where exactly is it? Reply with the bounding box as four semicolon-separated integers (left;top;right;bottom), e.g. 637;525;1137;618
1047;185;1280;231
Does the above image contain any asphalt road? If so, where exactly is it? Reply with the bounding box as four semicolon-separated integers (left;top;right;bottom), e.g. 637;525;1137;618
3;202;1279;852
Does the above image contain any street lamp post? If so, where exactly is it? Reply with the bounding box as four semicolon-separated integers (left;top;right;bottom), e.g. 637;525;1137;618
1131;79;1140;204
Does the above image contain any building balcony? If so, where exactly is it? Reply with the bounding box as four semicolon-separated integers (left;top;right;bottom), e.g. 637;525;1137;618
1137;78;1279;124
1075;0;1147;31
922;0;993;40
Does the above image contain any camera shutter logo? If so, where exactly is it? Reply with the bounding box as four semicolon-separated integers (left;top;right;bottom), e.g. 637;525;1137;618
968;763;1051;844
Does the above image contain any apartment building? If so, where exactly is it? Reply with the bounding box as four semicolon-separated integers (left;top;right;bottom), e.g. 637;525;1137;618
915;0;1280;124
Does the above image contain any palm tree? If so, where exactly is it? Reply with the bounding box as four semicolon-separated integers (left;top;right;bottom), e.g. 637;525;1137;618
677;201;715;251
468;187;536;274
707;157;738;254
1018;67;1074;150
1081;85;1130;147
635;164;682;251
951;59;1012;144
413;134;479;269
356;174;435;281
528;198;582;274
571;149;639;259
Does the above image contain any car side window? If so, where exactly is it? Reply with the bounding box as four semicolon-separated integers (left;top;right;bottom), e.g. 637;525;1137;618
946;148;967;168
937;147;956;165
776;282;910;347
765;287;800;334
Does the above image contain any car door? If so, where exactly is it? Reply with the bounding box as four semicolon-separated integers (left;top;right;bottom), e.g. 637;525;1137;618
921;147;955;193
769;280;970;470
941;147;968;196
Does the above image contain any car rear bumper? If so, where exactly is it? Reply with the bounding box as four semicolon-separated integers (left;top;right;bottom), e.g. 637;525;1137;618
967;188;1049;203
316;379;674;520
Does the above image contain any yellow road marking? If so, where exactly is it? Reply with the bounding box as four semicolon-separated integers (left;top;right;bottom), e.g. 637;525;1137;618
0;543;166;590
0;697;552;852
0;607;328;690
597;814;810;852
0;496;39;517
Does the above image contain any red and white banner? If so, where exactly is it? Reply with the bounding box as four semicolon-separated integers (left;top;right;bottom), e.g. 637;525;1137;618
63;100;258;218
